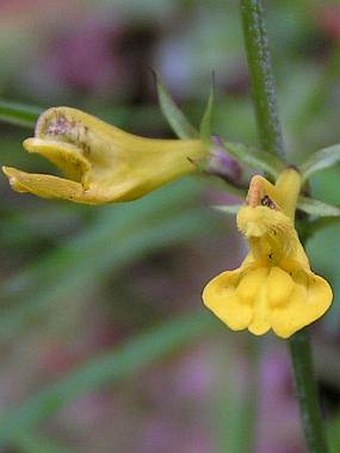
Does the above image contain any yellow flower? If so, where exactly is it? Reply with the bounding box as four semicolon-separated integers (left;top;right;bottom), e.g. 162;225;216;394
2;107;207;204
202;168;333;339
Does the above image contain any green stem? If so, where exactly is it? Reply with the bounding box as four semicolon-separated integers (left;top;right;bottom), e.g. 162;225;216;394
240;0;285;159
290;330;329;452
239;1;329;451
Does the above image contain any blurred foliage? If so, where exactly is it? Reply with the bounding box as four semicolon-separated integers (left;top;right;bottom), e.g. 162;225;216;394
0;178;221;342
0;311;216;447
0;0;340;452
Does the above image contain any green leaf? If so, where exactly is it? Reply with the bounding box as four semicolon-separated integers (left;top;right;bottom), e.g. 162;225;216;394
154;71;198;139
0;101;42;128
297;196;340;217
0;311;216;446
215;197;340;220
199;83;215;142
224;141;285;178
213;204;242;215
300;144;340;182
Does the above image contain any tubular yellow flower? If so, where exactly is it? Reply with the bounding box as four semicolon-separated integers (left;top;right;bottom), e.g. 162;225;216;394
202;168;333;339
2;107;207;204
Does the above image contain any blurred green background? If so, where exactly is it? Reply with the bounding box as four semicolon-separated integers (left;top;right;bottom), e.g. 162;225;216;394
0;0;340;452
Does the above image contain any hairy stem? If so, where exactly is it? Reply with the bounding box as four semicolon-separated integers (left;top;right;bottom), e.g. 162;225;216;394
240;0;285;159
239;1;329;451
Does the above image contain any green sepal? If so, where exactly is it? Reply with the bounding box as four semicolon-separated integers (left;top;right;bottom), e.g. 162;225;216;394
297;196;340;217
199;83;215;143
300;144;340;183
153;71;198;139
224;141;285;179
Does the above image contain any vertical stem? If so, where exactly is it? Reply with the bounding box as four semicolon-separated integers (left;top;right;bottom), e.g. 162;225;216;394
240;0;285;159
290;330;329;452
239;1;329;451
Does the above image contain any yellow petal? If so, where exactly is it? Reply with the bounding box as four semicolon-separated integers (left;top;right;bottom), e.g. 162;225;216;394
235;267;268;301
237;206;269;238
23;138;91;185
2;166;86;202
202;270;252;331
248;290;271;336
247;267;293;336
244;272;271;336
274;168;301;221
267;267;294;306
237;205;294;241
270;271;333;338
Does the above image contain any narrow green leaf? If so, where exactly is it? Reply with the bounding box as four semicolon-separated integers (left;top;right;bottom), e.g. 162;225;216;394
199;83;215;141
300;144;340;182
224;141;285;178
298;196;340;217
154;71;198;139
303;217;340;244
213;204;242;215
0;311;216;445
215;197;340;219
0;101;42;128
